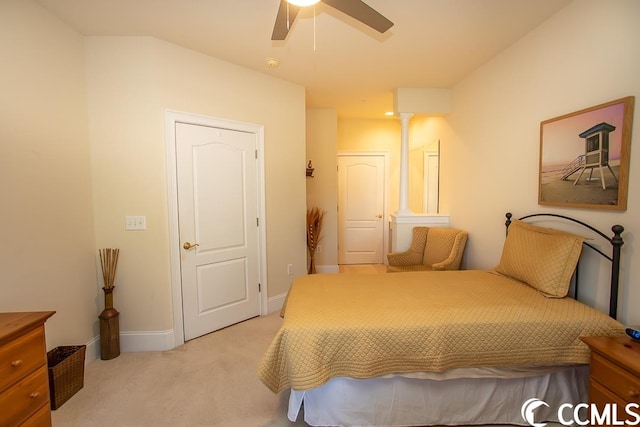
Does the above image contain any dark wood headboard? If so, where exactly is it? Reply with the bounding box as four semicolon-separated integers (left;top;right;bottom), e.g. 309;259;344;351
505;212;624;319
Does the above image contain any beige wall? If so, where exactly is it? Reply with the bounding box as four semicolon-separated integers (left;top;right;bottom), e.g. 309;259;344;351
306;109;338;271
317;1;639;326
323;117;444;265
2;1;306;351
0;0;97;348
442;0;640;325
84;37;307;333
3;0;638;351
337;118;401;216
336;117;446;216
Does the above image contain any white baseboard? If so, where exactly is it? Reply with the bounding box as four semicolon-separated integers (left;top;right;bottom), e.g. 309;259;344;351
85;336;100;365
264;269;338;314
85;293;289;364
267;292;287;314
85;329;175;364
120;329;175;352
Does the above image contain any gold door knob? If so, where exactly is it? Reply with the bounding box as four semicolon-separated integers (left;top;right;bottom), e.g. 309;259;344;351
377;214;383;218
183;242;200;250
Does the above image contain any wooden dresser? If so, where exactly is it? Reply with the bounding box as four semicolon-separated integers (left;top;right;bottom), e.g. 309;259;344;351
581;336;640;420
0;311;55;427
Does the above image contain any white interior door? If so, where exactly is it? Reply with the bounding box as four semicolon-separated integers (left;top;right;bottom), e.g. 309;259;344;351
176;122;260;341
338;155;385;264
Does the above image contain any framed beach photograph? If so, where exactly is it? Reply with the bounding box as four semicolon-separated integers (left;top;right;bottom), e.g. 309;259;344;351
538;96;634;210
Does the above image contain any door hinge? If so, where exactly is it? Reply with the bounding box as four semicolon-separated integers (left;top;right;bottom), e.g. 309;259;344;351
255;149;258;159
257;217;259;227
258;283;262;292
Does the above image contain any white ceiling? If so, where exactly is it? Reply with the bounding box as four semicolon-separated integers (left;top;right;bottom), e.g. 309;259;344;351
36;0;571;119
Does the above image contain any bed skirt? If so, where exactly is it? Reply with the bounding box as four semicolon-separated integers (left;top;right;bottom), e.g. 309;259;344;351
288;365;589;426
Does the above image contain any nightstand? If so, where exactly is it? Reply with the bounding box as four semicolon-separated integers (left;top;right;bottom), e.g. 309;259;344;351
581;336;640;418
0;312;55;427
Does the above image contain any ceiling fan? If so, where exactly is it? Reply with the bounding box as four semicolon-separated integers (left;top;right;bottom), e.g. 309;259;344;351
272;0;394;41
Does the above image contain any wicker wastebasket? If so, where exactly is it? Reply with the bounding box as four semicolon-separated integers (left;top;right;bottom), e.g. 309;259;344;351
47;345;86;410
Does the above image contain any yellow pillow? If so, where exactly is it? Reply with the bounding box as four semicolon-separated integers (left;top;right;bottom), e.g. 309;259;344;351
494;219;584;298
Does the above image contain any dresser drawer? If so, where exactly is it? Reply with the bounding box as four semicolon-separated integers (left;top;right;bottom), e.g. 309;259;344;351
590;378;627;406
18;403;52;427
0;327;46;392
589;379;629;427
591;352;640;402
0;364;50;426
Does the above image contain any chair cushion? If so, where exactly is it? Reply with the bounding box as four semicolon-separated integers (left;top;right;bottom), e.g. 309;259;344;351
494;219;583;298
423;228;461;266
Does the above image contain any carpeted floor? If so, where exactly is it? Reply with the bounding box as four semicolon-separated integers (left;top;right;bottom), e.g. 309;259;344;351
52;265;387;427
51;311;304;427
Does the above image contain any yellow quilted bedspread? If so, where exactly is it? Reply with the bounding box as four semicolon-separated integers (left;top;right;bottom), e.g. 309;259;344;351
257;270;625;393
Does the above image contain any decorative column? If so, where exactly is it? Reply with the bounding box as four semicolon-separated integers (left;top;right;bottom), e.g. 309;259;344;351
397;112;414;216
390;111;449;253
389;88;452;254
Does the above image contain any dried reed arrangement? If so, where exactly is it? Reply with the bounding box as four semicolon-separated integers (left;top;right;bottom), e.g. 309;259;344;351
306;207;325;274
99;248;120;289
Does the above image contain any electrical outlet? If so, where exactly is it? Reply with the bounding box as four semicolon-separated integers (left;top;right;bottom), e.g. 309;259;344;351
316;244;322;254
287;264;293;276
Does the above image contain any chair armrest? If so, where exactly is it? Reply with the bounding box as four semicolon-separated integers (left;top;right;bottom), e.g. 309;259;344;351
431;232;468;271
387;227;428;267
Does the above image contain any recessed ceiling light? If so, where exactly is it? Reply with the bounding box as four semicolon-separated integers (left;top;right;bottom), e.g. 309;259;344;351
266;58;280;68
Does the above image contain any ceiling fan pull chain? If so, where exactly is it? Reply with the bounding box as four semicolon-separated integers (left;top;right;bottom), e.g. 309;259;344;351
287;2;290;30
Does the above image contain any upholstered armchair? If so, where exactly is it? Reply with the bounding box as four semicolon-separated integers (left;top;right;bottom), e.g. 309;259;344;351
387;227;468;272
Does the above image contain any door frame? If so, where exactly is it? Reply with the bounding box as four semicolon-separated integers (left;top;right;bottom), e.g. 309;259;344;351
337;151;390;264
164;110;267;347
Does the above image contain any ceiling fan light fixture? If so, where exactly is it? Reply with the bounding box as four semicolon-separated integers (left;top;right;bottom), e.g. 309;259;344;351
286;0;321;7
273;0;393;41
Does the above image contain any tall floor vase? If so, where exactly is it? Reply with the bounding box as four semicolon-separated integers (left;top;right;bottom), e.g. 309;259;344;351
99;287;120;360
308;253;317;274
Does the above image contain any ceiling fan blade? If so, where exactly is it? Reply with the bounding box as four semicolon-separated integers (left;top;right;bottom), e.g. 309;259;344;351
272;0;301;40
322;0;393;33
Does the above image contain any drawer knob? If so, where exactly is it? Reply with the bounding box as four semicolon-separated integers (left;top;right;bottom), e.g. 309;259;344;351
29;392;40;399
10;359;23;368
630;388;640;399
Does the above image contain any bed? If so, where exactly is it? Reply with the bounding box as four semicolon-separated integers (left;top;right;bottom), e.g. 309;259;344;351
257;213;627;426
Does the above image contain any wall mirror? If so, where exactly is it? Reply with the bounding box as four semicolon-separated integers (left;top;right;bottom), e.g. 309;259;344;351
422;140;440;213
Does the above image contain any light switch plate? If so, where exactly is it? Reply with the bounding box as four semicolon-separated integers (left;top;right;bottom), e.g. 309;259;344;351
125;216;146;231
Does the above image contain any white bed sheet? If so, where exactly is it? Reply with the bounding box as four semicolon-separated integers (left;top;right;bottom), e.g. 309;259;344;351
288;365;589;426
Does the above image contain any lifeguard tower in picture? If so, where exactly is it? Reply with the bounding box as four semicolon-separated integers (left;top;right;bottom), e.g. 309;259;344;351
573;122;617;190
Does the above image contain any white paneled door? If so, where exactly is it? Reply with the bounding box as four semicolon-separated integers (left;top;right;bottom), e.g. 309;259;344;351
176;122;260;341
338;155;385;264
